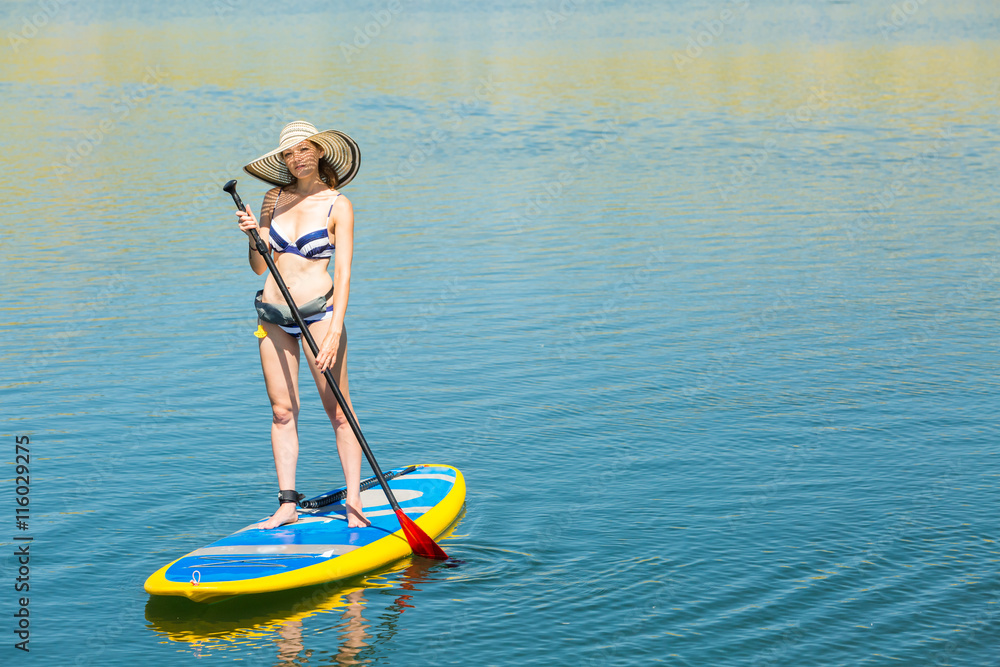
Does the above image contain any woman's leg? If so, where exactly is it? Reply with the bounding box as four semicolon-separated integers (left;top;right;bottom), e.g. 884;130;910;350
303;321;368;528
258;320;302;529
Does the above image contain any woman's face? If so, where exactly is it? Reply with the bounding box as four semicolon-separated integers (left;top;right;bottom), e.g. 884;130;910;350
281;140;321;180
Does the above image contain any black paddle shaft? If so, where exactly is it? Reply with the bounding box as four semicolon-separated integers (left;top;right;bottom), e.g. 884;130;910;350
224;180;403;514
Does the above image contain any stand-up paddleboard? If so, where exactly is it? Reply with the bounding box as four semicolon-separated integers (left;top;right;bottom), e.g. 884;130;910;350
144;464;465;603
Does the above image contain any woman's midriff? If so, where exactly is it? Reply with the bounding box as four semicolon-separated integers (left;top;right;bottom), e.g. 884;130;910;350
261;255;334;308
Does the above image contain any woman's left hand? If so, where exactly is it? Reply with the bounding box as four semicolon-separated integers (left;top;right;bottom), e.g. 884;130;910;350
315;330;341;372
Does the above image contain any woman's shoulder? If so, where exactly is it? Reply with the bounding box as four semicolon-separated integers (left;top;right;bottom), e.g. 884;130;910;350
329;189;352;212
327;190;352;234
260;187;284;222
263;186;285;204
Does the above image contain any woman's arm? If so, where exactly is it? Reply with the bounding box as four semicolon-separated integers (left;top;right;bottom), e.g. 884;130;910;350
315;195;354;371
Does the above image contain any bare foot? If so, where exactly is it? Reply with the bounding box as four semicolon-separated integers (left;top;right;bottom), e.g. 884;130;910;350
344;493;369;528
258;502;299;530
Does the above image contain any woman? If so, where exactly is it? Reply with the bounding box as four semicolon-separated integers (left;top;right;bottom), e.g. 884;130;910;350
235;120;368;529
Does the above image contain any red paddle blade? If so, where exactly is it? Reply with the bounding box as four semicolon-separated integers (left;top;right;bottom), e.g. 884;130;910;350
395;509;448;560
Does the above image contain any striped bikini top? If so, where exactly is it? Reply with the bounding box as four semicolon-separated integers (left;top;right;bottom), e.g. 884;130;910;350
268;188;338;259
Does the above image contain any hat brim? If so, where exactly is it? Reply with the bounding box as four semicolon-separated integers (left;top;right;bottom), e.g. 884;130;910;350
243;129;360;188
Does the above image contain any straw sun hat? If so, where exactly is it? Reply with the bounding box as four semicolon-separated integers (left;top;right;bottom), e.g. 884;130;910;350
243;120;361;188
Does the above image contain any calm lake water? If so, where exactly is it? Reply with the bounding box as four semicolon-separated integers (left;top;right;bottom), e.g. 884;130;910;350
2;1;999;665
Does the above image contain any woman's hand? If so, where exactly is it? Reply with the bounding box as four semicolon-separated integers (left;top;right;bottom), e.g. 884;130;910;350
315;329;342;372
236;205;259;238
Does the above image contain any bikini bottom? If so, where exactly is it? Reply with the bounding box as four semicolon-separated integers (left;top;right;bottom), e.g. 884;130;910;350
254;286;334;338
276;308;333;338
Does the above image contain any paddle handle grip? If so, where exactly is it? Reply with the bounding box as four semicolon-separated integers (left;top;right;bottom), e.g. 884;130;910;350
224;181;269;256
228;189;246;212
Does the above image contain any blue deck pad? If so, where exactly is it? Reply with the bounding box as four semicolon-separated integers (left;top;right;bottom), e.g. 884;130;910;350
165;466;456;583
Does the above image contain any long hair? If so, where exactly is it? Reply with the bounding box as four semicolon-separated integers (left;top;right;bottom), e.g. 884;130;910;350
317;156;340;188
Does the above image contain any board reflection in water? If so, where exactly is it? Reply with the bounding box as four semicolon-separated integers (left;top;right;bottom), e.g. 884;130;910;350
145;556;454;664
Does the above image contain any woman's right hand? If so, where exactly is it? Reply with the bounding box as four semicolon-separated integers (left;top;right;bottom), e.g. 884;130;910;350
236;205;259;238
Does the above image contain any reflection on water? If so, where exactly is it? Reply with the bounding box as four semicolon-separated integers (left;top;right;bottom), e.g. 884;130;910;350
145;556;456;665
330;589;368;666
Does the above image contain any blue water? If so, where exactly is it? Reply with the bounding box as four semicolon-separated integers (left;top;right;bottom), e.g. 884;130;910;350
2;1;999;665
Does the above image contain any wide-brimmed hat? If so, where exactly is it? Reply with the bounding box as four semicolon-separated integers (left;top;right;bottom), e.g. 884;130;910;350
243;120;360;188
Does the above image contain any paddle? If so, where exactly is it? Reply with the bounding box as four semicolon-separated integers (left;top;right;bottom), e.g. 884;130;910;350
224;179;448;560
